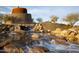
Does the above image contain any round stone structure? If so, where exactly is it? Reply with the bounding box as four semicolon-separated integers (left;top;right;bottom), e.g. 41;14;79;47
11;7;33;24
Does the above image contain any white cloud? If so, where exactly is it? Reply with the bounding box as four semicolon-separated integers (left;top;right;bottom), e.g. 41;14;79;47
0;11;7;14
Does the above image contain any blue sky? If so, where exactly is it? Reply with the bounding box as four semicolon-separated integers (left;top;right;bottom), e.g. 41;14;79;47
0;6;79;24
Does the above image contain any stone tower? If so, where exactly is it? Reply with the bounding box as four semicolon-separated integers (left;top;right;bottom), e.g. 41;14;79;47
11;7;33;24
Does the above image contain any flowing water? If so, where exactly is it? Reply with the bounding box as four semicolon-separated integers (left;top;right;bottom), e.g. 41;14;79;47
28;33;79;53
0;31;79;53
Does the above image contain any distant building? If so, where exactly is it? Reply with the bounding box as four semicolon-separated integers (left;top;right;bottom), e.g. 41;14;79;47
5;7;33;26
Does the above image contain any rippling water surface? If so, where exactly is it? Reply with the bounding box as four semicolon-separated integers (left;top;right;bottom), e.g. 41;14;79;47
0;31;79;53
30;33;79;53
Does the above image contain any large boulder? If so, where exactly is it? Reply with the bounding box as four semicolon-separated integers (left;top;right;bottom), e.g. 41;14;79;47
31;33;40;40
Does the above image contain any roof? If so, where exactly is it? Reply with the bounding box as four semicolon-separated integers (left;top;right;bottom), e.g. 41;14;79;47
12;7;27;14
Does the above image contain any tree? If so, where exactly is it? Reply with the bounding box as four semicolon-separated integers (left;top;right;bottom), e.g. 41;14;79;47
2;15;16;24
3;15;13;21
0;14;4;22
0;14;3;19
63;13;79;25
50;16;58;23
36;18;43;23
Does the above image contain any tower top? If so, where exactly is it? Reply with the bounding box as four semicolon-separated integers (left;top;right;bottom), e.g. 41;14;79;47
12;7;27;14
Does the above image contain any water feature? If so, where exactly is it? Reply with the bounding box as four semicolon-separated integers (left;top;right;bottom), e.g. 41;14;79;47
0;29;79;53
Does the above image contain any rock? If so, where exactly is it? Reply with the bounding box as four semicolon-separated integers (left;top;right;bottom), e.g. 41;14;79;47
31;46;49;53
3;43;24;53
54;36;69;45
31;33;40;40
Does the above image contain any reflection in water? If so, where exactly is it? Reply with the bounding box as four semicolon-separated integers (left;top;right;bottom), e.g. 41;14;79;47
0;29;79;53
